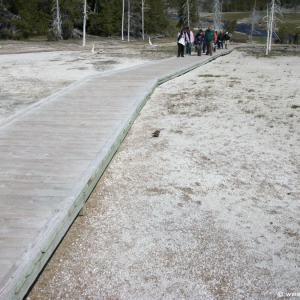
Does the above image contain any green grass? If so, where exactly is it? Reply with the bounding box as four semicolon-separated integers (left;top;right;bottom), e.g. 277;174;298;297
282;12;300;31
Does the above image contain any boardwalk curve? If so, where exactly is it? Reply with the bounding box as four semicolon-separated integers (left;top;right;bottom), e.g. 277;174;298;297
0;47;234;300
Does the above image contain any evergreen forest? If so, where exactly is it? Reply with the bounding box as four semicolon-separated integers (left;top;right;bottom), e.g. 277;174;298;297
0;0;299;40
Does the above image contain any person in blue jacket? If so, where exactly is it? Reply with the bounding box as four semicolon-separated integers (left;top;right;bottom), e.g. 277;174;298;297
194;29;204;56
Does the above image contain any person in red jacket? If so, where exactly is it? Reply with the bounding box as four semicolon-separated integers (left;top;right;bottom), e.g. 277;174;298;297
213;31;218;52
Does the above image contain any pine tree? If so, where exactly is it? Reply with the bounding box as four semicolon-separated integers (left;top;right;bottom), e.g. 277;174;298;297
145;0;169;34
177;0;198;28
5;0;50;37
89;0;122;36
0;1;16;38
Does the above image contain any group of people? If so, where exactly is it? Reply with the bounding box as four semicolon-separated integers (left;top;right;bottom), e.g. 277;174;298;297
177;25;230;57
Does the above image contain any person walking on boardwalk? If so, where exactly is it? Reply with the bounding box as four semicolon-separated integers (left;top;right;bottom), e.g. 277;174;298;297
224;32;230;49
177;29;186;57
205;25;214;56
185;26;194;56
194;29;204;56
213;31;218;52
201;30;206;54
218;31;224;49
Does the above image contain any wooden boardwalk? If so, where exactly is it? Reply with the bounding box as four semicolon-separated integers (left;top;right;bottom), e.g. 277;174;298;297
0;48;234;300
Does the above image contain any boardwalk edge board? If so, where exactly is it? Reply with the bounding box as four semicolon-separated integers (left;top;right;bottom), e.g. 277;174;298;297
0;48;234;300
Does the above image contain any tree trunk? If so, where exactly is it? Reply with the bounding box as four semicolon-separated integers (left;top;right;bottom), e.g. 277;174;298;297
83;0;87;47
128;0;130;42
122;0;125;40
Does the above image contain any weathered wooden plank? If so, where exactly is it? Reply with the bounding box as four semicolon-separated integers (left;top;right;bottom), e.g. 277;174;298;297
9;115;130;123
0;188;69;197
0;205;58;216
0;237;30;248
0;259;17;279
0;217;49;230
0;181;74;190
0;150;100;160
0;227;41;239
0;138;106;146
0;168;82;176
0;173;77;183
0;197;63;216
0;247;27;259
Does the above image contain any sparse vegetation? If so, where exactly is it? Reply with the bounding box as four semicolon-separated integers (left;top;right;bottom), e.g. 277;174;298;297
198;74;224;78
255;113;265;118
238;48;300;58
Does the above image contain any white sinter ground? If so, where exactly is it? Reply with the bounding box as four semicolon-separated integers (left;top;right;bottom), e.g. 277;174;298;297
0;42;163;121
1;43;299;299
